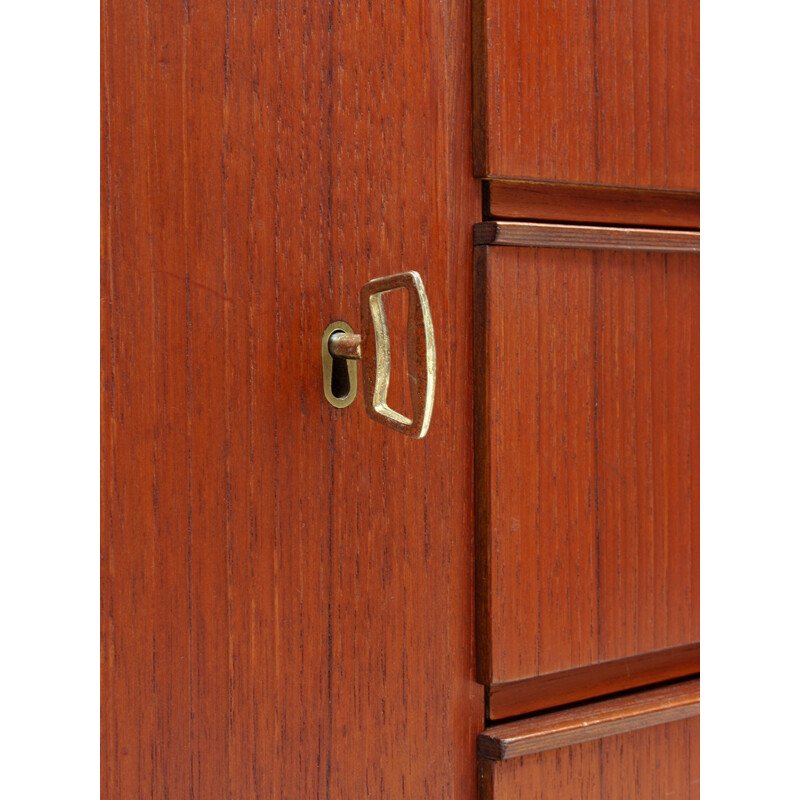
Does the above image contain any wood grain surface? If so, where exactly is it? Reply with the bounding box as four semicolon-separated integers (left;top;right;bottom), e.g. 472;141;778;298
474;221;700;252
472;0;699;189
474;243;699;687
479;678;699;760
484;181;700;230
486;643;699;720
100;1;482;798
479;714;700;799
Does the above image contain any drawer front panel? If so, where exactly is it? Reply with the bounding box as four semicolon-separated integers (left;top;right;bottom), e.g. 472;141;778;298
473;0;699;190
478;680;700;799
480;716;700;800
475;242;699;687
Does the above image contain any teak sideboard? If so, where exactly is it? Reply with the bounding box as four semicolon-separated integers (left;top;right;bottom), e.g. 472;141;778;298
101;0;699;797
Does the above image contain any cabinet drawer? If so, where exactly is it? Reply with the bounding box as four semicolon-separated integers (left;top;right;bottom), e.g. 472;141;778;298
472;0;699;191
478;680;700;799
475;224;699;714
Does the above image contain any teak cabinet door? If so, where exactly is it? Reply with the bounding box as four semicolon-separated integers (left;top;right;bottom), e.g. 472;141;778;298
472;0;699;190
101;1;483;798
474;229;699;715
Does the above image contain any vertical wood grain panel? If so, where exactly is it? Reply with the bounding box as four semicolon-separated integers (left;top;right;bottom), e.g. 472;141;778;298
480;716;700;799
473;0;699;190
101;0;482;797
476;244;699;686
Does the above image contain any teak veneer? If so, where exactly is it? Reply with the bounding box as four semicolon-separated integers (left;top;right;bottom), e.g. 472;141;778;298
102;0;700;795
483;181;700;230
479;678;700;760
101;1;482;797
472;0;699;189
475;234;699;688
478;680;700;799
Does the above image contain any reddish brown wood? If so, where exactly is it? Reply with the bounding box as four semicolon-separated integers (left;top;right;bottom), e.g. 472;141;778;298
479;678;699;760
475;242;699;687
479;714;700;799
484;181;700;229
472;0;699;190
100;0;482;797
487;643;699;720
474;221;700;252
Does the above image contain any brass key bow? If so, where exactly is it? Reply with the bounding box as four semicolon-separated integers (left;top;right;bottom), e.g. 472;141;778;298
322;271;436;439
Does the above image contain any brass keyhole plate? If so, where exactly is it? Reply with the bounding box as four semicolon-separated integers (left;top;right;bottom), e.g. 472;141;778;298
321;320;358;409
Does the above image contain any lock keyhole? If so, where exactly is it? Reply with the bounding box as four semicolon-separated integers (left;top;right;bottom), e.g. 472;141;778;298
330;350;351;399
321;321;359;409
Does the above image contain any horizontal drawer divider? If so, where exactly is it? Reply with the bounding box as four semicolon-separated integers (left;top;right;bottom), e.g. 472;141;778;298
486;643;699;720
478;678;700;762
483;180;700;230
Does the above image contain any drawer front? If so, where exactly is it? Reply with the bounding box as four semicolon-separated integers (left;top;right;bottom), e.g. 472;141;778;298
479;717;700;799
480;720;700;800
478;680;700;800
472;0;699;190
475;230;699;696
